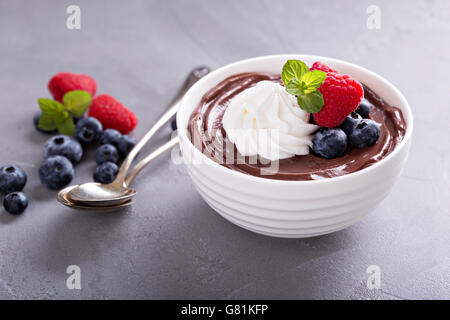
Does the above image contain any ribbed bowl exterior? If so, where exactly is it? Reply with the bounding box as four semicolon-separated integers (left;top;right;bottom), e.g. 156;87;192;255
177;55;413;238
181;137;411;238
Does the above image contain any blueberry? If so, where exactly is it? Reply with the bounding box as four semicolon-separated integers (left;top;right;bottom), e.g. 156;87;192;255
340;112;363;135
3;192;28;215
0;165;27;194
93;162;119;184
100;129;122;147
74;117;103;144
39;155;74;190
312;128;348;159
355;98;371;118
33;111;56;134
170;119;177;131
117;135;136;156
349;119;381;148
44;135;83;164
95;144;119;165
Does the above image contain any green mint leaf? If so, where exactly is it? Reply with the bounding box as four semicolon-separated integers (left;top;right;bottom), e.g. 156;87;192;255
281;60;309;86
38;98;67;123
285;78;303;96
297;91;324;113
56;116;75;136
37;113;57;131
281;60;327;113
63;90;92;117
38;98;77;135
301;70;327;94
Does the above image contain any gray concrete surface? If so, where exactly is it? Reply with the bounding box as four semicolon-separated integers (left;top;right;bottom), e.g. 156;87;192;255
0;0;448;299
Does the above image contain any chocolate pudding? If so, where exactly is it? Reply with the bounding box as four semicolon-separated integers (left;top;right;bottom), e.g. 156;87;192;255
187;72;406;180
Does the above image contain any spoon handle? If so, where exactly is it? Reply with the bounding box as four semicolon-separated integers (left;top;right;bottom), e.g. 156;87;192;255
114;66;210;187
124;135;179;186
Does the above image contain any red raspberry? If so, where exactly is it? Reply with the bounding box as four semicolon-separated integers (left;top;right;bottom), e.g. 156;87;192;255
88;94;138;134
312;73;364;128
48;72;97;102
310;61;338;74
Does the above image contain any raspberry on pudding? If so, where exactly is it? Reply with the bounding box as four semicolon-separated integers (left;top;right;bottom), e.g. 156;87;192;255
188;60;406;180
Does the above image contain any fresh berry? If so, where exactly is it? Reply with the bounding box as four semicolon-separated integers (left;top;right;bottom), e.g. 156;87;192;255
3;192;28;215
88;94;138;134
349;119;380;148
39;156;74;190
312;128;348;159
310;61;338;74
117;135;136;156
340;112;363;135
33;111;56;134
100;128;122;147
48;72;97;102
44;135;83;164
355;98;371;118
93;162;118;184
95;144;119;165
171;119;177;131
0;165;27;194
74;117;103;144
312;73;364;128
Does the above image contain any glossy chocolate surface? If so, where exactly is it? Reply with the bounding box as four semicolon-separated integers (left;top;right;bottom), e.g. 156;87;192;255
188;73;406;180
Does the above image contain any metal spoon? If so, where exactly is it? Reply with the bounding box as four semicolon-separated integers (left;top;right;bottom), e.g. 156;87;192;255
56;137;179;210
58;66;210;207
57;136;179;208
57;185;134;211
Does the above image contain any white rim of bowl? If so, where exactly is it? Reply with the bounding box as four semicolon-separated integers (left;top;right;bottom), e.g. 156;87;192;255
177;54;414;186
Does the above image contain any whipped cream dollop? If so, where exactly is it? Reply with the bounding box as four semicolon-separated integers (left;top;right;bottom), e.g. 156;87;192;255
222;80;318;161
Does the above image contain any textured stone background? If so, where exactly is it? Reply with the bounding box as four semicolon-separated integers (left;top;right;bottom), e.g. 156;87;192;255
0;0;448;299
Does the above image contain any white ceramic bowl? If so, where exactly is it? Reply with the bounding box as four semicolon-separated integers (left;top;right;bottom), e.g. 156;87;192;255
177;54;413;238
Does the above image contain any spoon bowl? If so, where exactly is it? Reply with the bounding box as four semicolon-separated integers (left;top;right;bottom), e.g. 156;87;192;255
57;185;134;211
67;182;136;207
